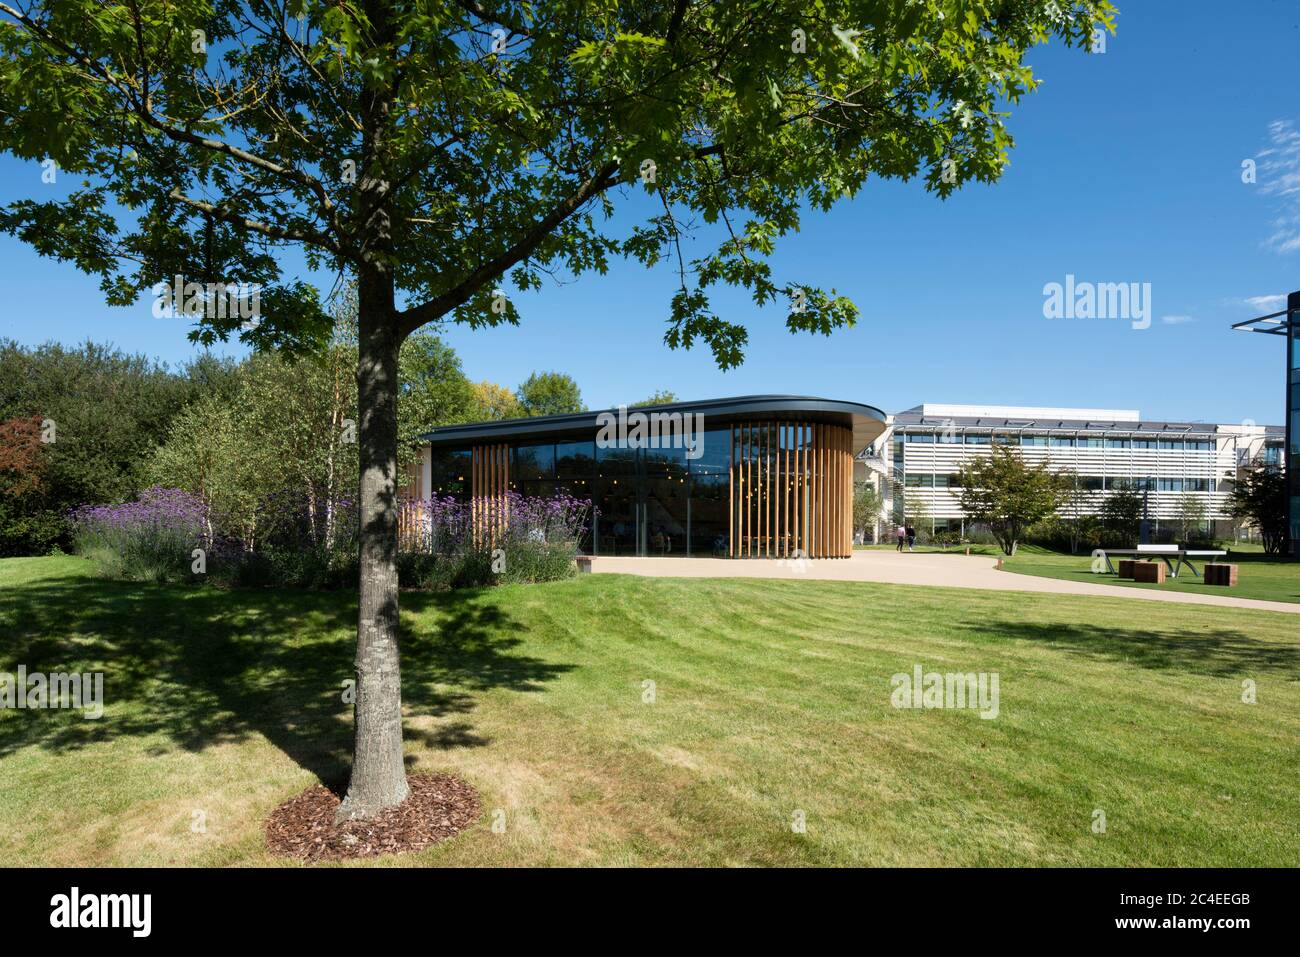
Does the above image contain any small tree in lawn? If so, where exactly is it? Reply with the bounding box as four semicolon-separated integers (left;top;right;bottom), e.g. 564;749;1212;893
1230;462;1288;555
1172;492;1208;545
904;495;931;540
1055;469;1097;554
1099;482;1142;547
957;446;1066;556
852;479;884;543
0;0;1112;820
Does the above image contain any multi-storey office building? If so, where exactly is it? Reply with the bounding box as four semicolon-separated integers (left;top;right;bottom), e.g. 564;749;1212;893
877;403;1284;539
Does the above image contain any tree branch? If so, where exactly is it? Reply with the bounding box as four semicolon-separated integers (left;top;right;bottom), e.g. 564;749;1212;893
398;160;619;335
168;188;343;255
666;0;690;45
455;1;532;38
0;1;350;256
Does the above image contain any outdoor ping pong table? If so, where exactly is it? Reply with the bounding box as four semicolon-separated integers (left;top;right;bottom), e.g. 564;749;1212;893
1095;545;1227;579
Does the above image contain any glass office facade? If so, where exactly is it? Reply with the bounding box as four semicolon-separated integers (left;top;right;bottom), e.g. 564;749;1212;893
1290;298;1299;553
428;428;734;556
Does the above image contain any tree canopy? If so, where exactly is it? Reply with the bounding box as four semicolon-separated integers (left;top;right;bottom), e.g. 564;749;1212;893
469;380;525;420
0;0;1112;364
956;444;1067;555
630;389;679;407
1230;462;1288;555
0;0;1116;819
517;370;585;416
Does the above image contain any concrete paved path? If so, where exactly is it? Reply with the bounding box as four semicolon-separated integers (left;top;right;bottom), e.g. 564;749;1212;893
586;550;1300;615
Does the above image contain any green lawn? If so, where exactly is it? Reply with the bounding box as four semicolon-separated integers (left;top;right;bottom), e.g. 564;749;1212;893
859;541;1300;604
2;554;1297;866
1001;549;1300;605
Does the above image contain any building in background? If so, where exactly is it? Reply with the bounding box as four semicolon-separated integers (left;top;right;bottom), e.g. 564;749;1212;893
417;395;887;558
868;403;1284;541
1233;290;1298;556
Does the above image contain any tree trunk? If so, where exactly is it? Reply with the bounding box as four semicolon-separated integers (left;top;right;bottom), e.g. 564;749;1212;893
336;267;409;821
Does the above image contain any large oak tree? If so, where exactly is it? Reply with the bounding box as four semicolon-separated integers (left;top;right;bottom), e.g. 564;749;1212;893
0;0;1112;819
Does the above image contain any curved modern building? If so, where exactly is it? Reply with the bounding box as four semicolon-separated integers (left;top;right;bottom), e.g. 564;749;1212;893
415;395;889;558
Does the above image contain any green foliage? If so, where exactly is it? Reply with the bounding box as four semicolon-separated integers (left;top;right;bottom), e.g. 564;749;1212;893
1053;469;1101;553
629;390;678;407
398;332;476;462
397;540;576;591
1172;492;1210;545
469;380;525;421
956;446;1068;555
216;544;359;591
517;370;585;417
852;479;883;538
1230;463;1288;555
1098;483;1142;548
0;338;226;554
0;0;1113;363
149;326;473;550
148;393;259;544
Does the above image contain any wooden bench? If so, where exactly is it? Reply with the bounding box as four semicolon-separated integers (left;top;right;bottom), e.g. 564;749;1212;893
1204;563;1238;587
1132;561;1165;584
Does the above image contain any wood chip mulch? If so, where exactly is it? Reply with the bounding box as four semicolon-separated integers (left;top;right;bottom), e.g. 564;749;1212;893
265;774;481;861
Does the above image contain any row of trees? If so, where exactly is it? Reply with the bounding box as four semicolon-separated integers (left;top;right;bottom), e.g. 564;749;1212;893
471;370;587;420
0;339;238;555
0;331;592;556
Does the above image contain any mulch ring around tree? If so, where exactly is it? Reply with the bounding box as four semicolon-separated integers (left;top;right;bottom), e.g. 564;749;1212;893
266;773;481;862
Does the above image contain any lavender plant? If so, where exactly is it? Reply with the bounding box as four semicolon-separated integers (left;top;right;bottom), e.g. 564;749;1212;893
398;491;593;589
70;486;206;583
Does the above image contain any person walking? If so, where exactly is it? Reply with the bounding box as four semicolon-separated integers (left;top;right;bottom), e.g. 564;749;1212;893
895;524;906;552
905;524;916;552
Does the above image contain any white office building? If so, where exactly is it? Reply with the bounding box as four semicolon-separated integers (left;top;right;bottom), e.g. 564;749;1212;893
865;403;1284;539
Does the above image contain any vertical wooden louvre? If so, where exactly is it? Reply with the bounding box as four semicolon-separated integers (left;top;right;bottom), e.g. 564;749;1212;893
726;420;852;559
728;425;736;558
471;442;509;546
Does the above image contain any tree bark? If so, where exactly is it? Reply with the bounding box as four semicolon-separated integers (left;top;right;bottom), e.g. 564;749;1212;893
335;265;409;821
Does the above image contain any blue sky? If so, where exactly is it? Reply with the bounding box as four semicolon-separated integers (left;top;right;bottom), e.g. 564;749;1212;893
2;1;1298;425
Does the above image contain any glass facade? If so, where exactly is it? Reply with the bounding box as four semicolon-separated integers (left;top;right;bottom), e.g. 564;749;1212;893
1290;303;1299;551
428;427;736;556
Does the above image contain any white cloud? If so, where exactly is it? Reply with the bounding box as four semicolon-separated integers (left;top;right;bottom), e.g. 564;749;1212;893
1160;314;1195;325
1257;119;1300;253
1244;294;1285;310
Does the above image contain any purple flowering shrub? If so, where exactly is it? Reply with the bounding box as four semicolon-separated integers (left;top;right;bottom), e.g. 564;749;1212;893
397;490;593;588
70;486;206;582
69;484;591;590
208;489;361;589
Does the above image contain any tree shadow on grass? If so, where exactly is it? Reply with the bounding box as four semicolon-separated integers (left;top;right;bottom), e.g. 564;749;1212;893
0;569;574;786
960;617;1300;679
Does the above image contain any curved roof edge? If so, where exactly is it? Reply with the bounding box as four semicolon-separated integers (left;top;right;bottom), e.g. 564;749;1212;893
421;394;889;452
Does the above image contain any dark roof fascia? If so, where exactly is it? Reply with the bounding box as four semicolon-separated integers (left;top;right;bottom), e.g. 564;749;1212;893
421;395;888;447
